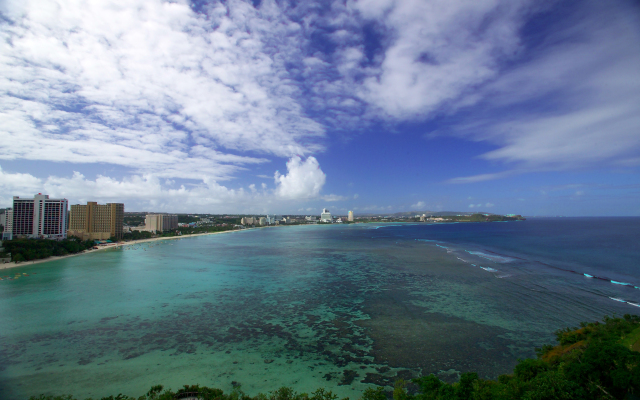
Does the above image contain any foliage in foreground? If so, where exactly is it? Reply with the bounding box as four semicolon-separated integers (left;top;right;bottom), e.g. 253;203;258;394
28;315;640;400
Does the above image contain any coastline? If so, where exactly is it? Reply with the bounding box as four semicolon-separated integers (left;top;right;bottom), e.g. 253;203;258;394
0;228;247;271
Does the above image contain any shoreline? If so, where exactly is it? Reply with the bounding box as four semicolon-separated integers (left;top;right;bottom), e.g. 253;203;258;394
0;228;247;271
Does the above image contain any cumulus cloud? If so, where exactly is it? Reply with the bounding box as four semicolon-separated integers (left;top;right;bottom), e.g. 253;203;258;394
274;156;326;200
410;201;426;209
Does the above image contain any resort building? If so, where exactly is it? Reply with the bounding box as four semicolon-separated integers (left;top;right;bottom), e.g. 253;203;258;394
10;194;68;240
348;211;354;222
241;217;255;226
145;214;178;232
1;209;13;240
320;208;332;223
68;202;125;241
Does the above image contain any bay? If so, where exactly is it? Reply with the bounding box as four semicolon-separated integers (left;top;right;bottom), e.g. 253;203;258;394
1;218;639;400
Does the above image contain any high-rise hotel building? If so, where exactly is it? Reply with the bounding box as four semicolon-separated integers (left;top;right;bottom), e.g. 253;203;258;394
145;214;178;232
68;202;124;241
9;194;68;240
1;209;13;240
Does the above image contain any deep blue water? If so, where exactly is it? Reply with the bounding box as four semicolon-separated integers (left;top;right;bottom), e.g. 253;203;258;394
0;218;639;400
376;217;640;288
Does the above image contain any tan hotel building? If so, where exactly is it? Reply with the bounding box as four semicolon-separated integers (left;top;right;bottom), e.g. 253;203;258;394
68;202;124;241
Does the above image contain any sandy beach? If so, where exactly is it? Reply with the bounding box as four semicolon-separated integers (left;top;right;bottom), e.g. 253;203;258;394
0;228;246;271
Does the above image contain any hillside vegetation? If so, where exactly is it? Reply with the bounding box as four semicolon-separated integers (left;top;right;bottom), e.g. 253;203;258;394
29;315;640;400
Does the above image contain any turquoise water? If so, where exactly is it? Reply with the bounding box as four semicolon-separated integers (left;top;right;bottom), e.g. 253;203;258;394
1;220;639;399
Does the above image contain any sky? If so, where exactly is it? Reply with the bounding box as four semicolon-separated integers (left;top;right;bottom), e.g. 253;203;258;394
0;0;639;216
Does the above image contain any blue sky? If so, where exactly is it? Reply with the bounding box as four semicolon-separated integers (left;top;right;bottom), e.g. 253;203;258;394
0;0;639;216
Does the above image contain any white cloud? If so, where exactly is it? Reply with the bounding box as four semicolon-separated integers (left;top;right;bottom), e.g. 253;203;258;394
410;201;426;209
0;166;42;205
468;203;482;208
443;1;640;180
447;171;519;184
345;0;529;120
485;202;494;208
274;156;326;200
0;166;280;213
322;194;349;202
0;0;324;180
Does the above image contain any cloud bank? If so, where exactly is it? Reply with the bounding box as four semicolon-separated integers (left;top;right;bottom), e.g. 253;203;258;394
0;163;324;213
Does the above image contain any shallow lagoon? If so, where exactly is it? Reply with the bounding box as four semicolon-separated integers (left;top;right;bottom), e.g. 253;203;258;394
1;220;639;399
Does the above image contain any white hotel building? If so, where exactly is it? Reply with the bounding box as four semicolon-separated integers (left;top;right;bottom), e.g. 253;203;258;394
8;194;69;240
320;208;332;223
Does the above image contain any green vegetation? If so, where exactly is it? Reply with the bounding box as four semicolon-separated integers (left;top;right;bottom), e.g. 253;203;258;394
28;385;345;400
177;214;200;224
2;238;94;262
27;315;640;400
123;213;146;227
121;230;153;241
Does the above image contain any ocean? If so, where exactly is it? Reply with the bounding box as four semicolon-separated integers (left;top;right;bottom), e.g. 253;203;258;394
1;218;639;399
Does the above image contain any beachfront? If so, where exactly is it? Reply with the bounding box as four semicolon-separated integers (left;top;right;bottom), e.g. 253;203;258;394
0;228;248;270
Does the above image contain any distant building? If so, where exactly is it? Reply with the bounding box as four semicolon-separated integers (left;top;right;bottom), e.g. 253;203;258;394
1;209;13;240
305;216;317;221
241;217;255;226
259;217;267;226
68;202;124;240
320;208;332;223
348;211;354;222
145;214;178;232
11;194;68;240
163;215;178;231
420;214;426;222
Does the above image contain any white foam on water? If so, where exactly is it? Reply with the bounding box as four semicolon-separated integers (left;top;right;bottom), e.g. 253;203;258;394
611;280;632;286
609;297;626;302
466;251;515;263
583;273;593;278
